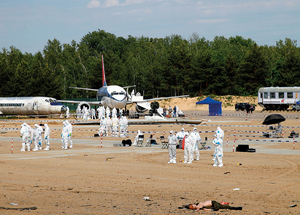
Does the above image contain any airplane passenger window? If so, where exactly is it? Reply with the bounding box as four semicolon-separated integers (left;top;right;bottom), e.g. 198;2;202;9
279;92;284;98
287;92;293;98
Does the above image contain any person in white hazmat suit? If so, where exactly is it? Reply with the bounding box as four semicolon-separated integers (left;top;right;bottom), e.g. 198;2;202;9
20;123;30;152
97;106;101;119
106;106;110;118
91;108;96;119
43;124;51;150
61;121;69;149
213;135;223;167
176;128;187;149
123;116;128;136
33;124;43;151
100;106;105;119
168;130;177;164
66;120;73;149
213;127;224;161
184;131;197;164
112;116;119;137
133;130;143;146
193;127;201;161
119;116;125;137
105;117;112;137
112;107;117;118
98;117;106;136
66;106;70;118
24;123;32;151
76;106;81;118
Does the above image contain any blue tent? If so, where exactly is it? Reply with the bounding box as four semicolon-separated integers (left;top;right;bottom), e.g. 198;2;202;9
196;97;222;116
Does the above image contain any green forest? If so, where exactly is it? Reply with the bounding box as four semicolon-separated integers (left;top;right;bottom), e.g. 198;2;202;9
0;29;299;100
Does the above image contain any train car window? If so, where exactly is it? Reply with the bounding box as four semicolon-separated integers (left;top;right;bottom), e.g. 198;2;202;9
264;92;268;99
270;92;275;98
260;93;262;99
279;92;284;98
287;92;293;98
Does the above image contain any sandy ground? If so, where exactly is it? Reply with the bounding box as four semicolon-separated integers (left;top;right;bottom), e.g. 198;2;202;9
0;108;300;214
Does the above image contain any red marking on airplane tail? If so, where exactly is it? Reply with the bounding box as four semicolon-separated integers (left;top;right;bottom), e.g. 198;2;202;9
102;54;107;87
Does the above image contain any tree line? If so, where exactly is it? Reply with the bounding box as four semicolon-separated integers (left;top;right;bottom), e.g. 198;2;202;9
0;29;299;100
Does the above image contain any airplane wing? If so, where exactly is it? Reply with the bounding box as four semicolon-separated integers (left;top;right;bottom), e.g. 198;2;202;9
69;87;99;92
127;95;189;104
57;100;102;105
142;95;189;102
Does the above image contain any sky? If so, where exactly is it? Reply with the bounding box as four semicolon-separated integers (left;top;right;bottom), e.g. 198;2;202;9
0;0;299;54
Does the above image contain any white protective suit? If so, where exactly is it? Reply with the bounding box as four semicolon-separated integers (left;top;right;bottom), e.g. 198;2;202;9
98;117;106;136
193;127;201;161
76;106;81;118
123;116;128;136
213;127;224;161
213;137;223;167
44;124;50;150
61;121;69;149
184;132;197;164
119;116;125;137
106;106;111;118
25;123;32;151
100;106;105;119
105;117;112;137
20;123;30;152
168;131;177;164
91;108;96;119
133;130;143;146
112;116;119;137
36;124;43;151
176;128;187;149
66;120;73;149
66;106;70;118
112;108;117;119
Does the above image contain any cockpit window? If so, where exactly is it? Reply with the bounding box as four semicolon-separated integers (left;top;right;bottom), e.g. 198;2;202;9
45;99;49;102
111;91;125;96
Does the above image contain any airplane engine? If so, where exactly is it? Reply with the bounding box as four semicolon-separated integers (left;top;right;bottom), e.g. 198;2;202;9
135;102;151;113
78;102;91;111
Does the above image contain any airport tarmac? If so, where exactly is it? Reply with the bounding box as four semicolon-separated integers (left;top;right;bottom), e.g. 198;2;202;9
0;111;299;214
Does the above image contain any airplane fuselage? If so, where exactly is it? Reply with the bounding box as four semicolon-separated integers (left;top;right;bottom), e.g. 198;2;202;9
0;97;66;115
97;85;127;109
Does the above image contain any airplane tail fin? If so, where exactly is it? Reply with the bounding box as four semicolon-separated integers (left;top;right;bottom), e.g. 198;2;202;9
102;54;107;87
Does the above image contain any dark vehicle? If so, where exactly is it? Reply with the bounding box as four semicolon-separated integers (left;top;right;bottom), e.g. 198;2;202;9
235;103;255;112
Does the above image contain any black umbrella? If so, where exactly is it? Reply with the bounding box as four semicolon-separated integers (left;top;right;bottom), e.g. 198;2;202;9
262;114;286;125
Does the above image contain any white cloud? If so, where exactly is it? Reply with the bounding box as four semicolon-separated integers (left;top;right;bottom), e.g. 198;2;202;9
196;19;228;24
87;0;101;8
103;0;120;8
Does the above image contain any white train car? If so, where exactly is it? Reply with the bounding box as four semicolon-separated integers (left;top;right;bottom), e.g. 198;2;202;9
258;87;300;110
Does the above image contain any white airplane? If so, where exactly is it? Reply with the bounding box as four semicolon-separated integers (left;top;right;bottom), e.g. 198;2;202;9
0;97;66;115
59;55;188;113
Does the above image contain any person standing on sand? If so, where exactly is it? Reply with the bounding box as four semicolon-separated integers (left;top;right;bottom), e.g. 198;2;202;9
167;130;177;164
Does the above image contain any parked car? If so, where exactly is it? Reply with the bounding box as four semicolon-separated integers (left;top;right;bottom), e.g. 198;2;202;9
235;103;255;112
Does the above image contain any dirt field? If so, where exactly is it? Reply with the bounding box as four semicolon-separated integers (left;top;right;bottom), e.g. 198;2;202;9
0;105;300;214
